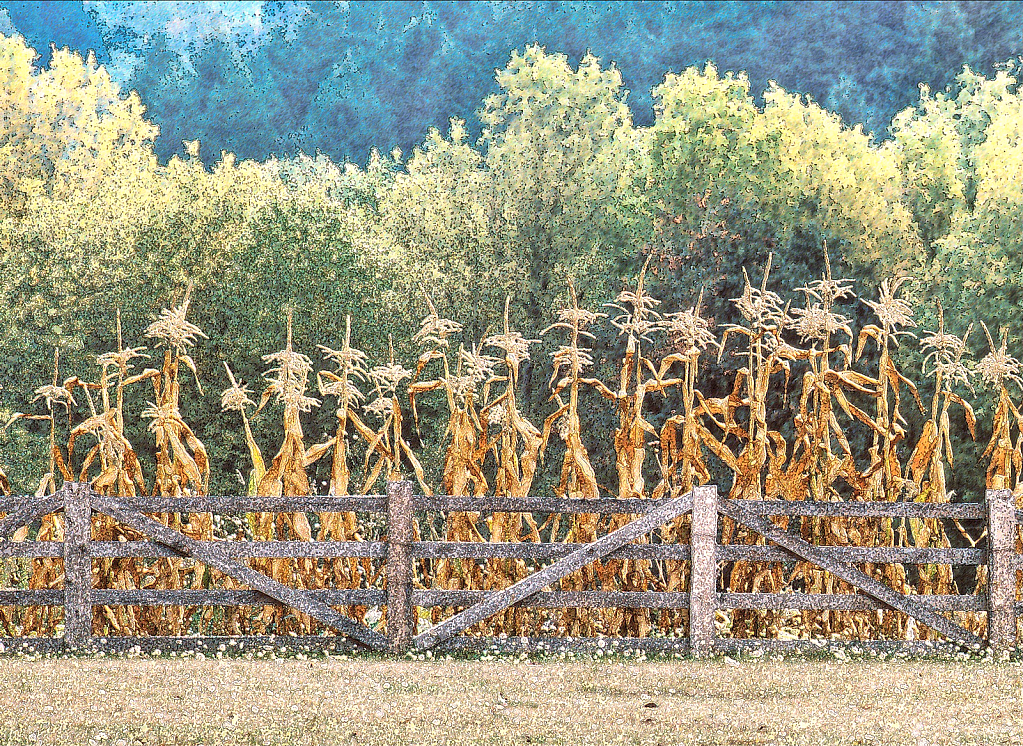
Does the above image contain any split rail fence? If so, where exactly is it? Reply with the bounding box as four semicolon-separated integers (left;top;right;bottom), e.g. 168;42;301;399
0;481;1017;656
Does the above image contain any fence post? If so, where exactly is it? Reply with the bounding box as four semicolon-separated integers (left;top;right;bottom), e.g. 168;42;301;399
987;489;1017;657
689;484;718;658
63;481;92;651
385;480;415;656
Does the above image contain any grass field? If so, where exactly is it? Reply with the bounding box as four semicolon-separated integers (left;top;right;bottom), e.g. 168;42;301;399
1;653;1022;745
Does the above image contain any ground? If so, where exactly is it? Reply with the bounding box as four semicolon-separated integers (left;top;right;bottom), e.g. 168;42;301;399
0;653;1021;745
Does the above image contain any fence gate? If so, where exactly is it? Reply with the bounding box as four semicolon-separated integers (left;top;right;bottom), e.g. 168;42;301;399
717;499;984;648
412;489;698;652
40;483;388;652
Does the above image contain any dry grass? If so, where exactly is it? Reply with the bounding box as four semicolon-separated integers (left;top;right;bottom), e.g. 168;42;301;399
0;655;1022;745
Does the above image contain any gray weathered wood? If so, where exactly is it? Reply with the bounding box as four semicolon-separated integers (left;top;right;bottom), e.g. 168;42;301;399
414;491;695;651
0;493;988;518
718;544;985;564
412;590;690;608
0;633;972;659
0;637;65;654
721;592;985;611
95;495;386;513
0;540;986;565
0;538;983;564
414;495;986;518
718;499;983;648
0;635;362;655
415;495;674;515
0;497;61;513
91;493;387;651
412;541;692;561
0;539;984;564
385;480;416;656
62;482;93;649
90;588;385;606
0;589;64;605
730;499;985;519
0;541;63;558
0;498;24;513
689;485;718;658
0;633;966;659
87;540;387;559
435;635;689;654
53;587;986;613
435;636;975;657
0;495;62;540
987;489;1017;656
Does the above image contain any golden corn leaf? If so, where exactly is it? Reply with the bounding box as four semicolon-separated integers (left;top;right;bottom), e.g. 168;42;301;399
908;419;939;483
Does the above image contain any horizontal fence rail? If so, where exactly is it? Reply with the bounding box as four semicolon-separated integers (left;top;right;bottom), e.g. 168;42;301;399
0;494;991;517
0;482;1016;656
0;541;991;564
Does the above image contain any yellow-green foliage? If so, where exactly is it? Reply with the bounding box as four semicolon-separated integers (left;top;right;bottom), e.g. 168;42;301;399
649;63;920;280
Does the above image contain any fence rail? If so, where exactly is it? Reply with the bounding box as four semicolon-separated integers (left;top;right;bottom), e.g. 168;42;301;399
0;481;1016;656
0;493;991;518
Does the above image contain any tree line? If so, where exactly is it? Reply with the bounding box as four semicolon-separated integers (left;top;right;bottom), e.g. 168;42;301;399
0;34;1021;504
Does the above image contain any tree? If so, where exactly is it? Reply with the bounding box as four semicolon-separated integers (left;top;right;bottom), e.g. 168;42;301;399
479;45;650;406
381;120;504;346
0;35;160;385
891;64;1023;349
645;63;920;327
879;63;1023;505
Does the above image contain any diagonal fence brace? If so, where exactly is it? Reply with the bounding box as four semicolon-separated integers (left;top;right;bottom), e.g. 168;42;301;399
415;490;695;651
92;494;387;651
718;499;983;648
0;494;62;541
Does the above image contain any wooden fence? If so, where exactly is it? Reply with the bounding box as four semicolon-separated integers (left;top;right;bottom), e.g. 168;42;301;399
0;481;1017;657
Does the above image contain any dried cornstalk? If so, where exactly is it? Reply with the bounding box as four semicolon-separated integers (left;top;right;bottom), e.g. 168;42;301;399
480;297;545;635
409;295;493;629
905;306;974;605
346;332;431;635
0;390;14;634
10;268;1023;644
354;337;429;495
252;311;330;634
137;293;212;636
315;315;373;626
222;362;266;497
977;323;1023;494
654;289;719;498
785;252;871;639
73;312;158;636
787;249;857;504
4;350;77;636
974;323;1023;623
0;458;12;634
844;277;926;638
593;261;683;637
220;362;267;634
652;288;719;635
540;280;606;636
318;316;370;497
854;277;922;500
